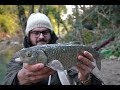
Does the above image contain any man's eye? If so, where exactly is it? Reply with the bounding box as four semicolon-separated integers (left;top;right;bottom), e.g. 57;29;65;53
43;31;50;34
33;31;39;34
42;31;47;34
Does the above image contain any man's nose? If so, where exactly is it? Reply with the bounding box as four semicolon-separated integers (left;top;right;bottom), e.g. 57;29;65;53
38;33;44;39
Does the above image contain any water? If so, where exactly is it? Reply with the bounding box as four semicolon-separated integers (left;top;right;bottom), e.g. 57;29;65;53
0;49;20;84
0;54;9;84
0;43;23;84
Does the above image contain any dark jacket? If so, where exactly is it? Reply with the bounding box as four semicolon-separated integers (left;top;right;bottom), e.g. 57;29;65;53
2;31;104;85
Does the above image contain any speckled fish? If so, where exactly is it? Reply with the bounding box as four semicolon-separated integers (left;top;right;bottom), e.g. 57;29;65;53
17;43;101;70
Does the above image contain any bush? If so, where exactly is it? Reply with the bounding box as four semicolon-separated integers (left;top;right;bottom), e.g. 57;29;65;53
0;14;20;35
100;43;120;58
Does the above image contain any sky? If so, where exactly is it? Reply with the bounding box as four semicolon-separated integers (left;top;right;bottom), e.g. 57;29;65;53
61;5;74;20
66;5;73;14
62;5;91;20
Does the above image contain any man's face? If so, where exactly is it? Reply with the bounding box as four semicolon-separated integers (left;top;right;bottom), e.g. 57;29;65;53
29;27;51;45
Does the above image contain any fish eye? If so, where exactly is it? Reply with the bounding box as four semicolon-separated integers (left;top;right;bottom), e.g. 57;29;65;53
26;51;32;57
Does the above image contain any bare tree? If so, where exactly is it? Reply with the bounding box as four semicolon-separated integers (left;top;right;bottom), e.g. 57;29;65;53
17;5;27;35
38;5;47;14
17;5;35;34
29;5;34;16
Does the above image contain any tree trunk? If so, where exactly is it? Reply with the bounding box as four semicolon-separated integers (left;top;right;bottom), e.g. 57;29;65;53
17;5;27;35
38;5;47;14
74;5;84;44
29;5;34;16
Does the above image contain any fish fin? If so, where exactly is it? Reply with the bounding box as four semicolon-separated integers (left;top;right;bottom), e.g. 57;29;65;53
47;60;65;71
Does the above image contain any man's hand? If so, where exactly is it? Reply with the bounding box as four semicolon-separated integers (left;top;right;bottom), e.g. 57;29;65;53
17;63;55;85
76;51;95;82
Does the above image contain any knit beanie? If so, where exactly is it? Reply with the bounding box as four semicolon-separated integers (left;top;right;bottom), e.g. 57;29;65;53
25;12;54;36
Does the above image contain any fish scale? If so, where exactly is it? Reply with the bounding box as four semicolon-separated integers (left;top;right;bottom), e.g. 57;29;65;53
18;43;101;70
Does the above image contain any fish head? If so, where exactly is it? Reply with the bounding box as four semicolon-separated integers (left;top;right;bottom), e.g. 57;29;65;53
19;49;48;64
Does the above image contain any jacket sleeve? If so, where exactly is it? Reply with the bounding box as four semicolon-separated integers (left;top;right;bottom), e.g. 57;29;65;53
67;67;104;85
2;51;23;85
90;73;104;85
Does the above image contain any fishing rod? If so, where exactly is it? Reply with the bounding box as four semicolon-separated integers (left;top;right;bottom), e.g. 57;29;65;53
93;36;115;51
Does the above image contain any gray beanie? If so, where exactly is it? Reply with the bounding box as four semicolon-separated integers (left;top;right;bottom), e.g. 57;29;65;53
25;12;53;36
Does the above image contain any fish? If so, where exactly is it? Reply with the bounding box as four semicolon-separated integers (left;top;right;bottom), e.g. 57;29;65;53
16;43;101;70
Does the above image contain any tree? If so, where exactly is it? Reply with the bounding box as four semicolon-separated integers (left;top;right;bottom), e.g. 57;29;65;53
17;5;27;35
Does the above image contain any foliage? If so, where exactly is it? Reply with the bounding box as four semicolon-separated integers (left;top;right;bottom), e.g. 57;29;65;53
0;5;17;15
0;5;20;36
112;43;120;57
82;30;95;44
100;42;120;58
46;5;67;34
0;14;20;35
60;29;77;43
100;49;113;58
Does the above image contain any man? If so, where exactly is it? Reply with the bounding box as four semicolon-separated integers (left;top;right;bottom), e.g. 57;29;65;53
2;12;103;85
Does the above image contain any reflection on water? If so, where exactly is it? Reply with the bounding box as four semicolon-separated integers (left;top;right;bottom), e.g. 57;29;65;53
0;55;8;84
0;49;16;84
0;43;23;84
